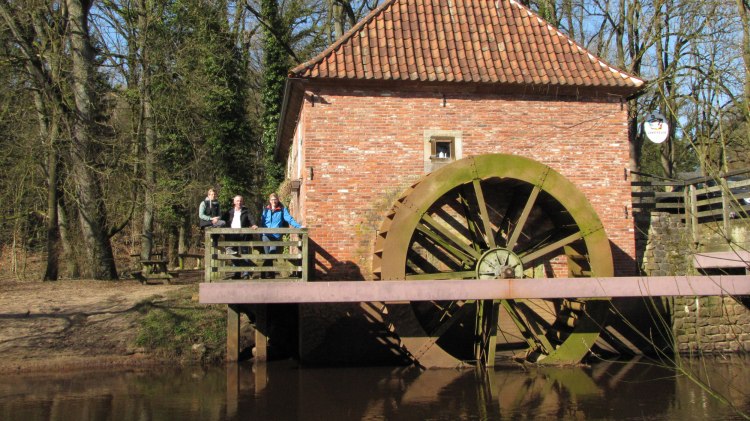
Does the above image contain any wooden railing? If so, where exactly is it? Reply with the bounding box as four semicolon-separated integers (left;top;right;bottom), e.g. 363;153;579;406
631;170;750;242
203;228;308;282
632;169;750;222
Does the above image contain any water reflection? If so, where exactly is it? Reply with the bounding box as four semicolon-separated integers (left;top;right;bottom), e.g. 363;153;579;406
1;356;748;420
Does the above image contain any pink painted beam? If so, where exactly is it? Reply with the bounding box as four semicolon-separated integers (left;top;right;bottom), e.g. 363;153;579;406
693;251;750;269
199;276;750;304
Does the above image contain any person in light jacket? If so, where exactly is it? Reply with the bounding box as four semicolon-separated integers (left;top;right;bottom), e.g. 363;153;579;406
198;188;225;228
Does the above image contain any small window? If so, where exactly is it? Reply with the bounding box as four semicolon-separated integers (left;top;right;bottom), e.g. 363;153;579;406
431;137;455;161
434;141;451;159
423;130;462;173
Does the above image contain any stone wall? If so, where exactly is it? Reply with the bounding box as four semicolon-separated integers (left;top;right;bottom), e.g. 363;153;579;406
673;296;750;354
637;211;750;355
636;211;693;276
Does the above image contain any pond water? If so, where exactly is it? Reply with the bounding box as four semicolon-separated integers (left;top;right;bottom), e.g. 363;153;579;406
1;355;748;420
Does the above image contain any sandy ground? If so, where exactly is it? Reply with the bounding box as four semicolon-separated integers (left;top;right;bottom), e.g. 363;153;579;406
0;273;202;374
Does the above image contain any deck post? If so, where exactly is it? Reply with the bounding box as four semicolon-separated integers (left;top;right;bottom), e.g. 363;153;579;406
689;185;698;242
301;232;309;282
204;230;212;282
721;178;730;234
227;304;240;362
254;305;268;362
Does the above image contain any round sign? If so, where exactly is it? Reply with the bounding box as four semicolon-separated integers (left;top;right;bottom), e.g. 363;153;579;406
644;112;669;144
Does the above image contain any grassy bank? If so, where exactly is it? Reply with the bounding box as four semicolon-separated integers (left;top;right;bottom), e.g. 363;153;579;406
135;286;227;364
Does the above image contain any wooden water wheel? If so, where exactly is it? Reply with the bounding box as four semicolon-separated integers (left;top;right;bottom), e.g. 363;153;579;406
373;154;613;367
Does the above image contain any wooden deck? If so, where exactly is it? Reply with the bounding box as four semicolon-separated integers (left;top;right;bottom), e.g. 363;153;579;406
200;275;750;304
200;226;750;365
203;275;750;364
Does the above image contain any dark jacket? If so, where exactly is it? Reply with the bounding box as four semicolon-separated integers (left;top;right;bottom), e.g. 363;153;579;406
198;198;222;227
223;206;257;228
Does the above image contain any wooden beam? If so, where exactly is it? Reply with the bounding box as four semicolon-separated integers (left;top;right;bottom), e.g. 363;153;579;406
200;276;750;304
693;251;750;269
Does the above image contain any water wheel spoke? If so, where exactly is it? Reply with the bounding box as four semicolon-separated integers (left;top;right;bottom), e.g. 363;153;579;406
500;300;543;351
506;185;541;251
434;300;464;324
474;300;499;365
406;245;453;274
419;214;482;262
411;301;473;359
505;299;556;354
519;231;583;265
472;179;497;249
455;192;484;252
413;300;466;331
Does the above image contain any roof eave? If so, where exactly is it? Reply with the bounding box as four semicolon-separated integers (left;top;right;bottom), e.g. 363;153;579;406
275;77;308;163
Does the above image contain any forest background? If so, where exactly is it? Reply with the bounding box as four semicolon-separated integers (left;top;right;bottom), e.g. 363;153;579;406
0;0;748;281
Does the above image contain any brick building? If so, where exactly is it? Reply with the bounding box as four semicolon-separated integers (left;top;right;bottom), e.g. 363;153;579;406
277;0;644;281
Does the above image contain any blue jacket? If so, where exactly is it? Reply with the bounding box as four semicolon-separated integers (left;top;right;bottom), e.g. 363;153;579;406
261;205;301;239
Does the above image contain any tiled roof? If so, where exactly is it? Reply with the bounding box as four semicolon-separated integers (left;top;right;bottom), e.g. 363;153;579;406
290;0;644;90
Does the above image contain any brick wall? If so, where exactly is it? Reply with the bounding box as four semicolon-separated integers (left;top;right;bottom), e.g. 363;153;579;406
287;86;637;280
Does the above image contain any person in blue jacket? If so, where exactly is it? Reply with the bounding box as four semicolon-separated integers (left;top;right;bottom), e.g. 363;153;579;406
260;193;304;278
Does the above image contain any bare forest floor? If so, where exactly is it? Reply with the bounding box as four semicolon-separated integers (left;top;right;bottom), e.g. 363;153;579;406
0;269;206;374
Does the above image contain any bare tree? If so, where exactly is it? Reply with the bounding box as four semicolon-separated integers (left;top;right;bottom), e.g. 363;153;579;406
0;1;67;280
66;0;118;279
738;0;750;147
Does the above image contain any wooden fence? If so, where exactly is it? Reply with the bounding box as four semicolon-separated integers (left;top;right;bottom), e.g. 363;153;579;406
203;228;308;282
631;169;750;238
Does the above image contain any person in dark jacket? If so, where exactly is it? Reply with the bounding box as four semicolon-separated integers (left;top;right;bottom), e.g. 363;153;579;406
198;188;225;228
223;195;258;279
259;193;304;278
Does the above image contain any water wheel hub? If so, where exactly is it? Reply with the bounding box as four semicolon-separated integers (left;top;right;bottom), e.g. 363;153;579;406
476;248;523;279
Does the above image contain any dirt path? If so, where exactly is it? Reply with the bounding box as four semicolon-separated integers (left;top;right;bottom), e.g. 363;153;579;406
0;275;201;373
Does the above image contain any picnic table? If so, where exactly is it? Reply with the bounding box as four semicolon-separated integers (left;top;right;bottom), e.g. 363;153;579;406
132;256;177;284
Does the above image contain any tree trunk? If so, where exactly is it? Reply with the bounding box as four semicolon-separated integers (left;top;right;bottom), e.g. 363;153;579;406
628;101;641;181
168;226;179;268
43;143;59;281
739;0;750;146
178;216;189;256
66;0;118;279
58;201;80;278
138;0;156;262
31;86;61;281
